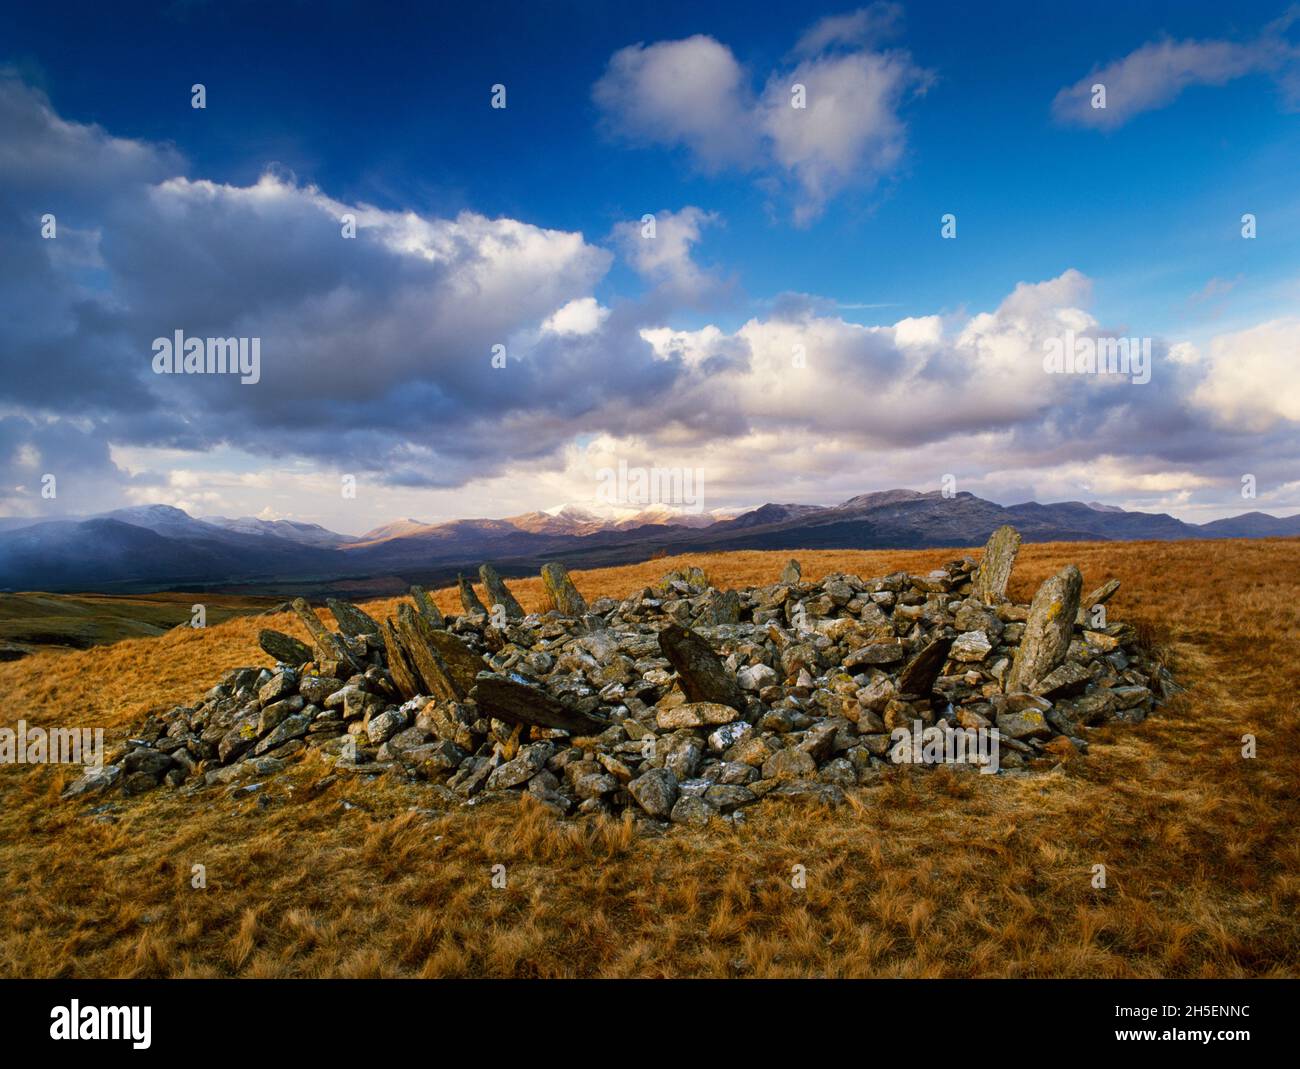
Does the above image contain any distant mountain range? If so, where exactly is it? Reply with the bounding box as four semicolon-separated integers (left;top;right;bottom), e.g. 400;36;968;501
0;491;1296;595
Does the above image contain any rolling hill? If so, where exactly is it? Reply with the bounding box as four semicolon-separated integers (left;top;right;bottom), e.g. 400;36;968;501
0;490;1295;594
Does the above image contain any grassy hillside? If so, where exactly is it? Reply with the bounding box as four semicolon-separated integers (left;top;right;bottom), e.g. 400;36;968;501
0;591;281;660
1;539;1297;977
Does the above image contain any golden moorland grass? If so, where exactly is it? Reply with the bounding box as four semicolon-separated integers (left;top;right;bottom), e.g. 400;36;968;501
0;590;278;656
0;538;1297;978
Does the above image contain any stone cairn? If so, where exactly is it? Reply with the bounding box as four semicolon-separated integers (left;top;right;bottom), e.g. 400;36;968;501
64;528;1173;827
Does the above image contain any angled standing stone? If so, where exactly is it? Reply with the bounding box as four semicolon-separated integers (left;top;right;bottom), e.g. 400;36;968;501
291;598;362;672
479;563;525;619
1077;578;1121;625
394;603;459;701
326;598;381;639
1086;578;1120;606
458;574;487;615
540;562;588;616
897;634;955;698
972;525;1021;604
658;623;748;711
258;628;313;667
381;617;424;700
1007;564;1083;692
409;585;445;626
779;559;802;585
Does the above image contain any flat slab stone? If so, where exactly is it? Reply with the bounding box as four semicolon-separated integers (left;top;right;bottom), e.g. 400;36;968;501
473;672;605;734
326;598;381;639
1007;564;1083;692
541;562;588;616
258;628;313;667
897;634;954;697
658;623;748;711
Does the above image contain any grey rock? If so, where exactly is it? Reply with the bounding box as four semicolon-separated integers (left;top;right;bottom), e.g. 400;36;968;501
658;623;748;711
897;635;955;697
259;696;304;736
844;642;905;668
298;675;344;705
258;669;297;706
254;712;311;755
1031;661;1091;699
123;747;173;776
995;707;1052;740
951;630;993;663
572;771;617;799
628;768;679;817
485;742;553;790
707;721;752;753
474;673;606;733
670;794;715;827
365;709;406;745
762;748;817;781
661;735;705;780
61;763;123;799
657;701;738;730
819;757;857;788
704;784;757;812
737;663;778;691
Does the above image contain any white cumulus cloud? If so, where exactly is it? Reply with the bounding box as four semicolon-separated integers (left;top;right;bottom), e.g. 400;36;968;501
593;8;932;222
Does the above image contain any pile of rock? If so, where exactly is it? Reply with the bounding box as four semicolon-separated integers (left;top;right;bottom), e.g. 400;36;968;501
64;530;1174;827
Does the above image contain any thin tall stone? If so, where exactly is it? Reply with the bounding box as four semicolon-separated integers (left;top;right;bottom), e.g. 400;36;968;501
971;525;1021;604
409;585;445;626
897;635;954;698
458;574;487;615
479;563;525;619
1077;578;1121;625
381;617;424;700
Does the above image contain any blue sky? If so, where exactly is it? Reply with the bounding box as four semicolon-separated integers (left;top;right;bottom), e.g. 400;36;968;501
2;1;1298;531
